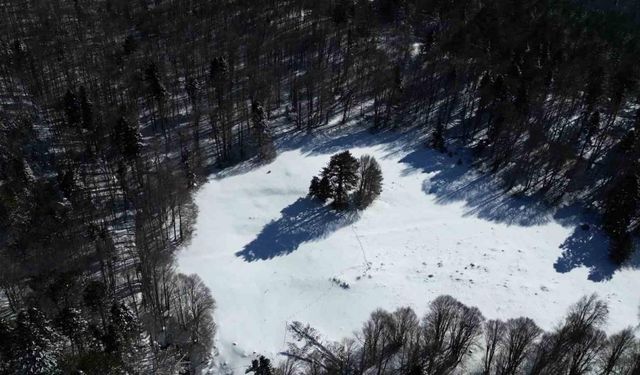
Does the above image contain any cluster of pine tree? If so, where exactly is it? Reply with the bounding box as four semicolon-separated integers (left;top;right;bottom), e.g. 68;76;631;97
309;151;383;210
0;272;215;373
273;294;639;375
0;302;143;373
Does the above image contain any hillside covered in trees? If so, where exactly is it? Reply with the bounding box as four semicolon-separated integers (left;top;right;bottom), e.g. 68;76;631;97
1;0;640;373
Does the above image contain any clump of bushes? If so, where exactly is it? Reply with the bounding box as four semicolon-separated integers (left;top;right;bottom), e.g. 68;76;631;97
308;150;383;210
329;277;350;289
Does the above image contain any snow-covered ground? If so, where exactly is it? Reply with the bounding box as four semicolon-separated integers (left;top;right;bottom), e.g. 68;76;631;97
177;129;640;374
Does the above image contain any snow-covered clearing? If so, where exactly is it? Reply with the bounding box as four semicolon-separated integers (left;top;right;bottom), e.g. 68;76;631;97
177;129;640;373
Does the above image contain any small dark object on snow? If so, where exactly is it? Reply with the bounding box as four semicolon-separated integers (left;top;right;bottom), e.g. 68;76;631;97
580;223;590;231
330;277;350;289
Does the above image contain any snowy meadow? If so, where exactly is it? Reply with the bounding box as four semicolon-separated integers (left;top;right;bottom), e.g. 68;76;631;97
177;129;640;373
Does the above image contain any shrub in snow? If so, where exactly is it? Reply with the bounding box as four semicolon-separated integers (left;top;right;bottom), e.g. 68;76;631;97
330;277;350;289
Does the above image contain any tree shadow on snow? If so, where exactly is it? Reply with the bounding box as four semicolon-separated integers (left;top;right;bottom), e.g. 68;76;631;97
399;147;640;282
210;126;423;180
276;126;421;157
400;148;553;227
554;221;640;282
235;197;360;262
553;225;616;282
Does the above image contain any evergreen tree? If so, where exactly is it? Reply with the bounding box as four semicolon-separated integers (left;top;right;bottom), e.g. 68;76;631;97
113;116;142;162
322;151;360;210
210;56;229;107
55;307;90;353
251;101;276;161
8;308;62;375
103;302;141;369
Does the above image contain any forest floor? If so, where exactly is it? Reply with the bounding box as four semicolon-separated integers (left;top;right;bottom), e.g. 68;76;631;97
177;123;640;374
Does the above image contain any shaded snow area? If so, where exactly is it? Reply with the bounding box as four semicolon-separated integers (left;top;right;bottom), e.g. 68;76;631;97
177;130;640;374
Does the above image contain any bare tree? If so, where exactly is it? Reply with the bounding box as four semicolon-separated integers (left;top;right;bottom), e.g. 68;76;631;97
530;294;609;375
422;295;485;374
483;320;505;375
170;273;217;370
495;318;542;375
598;328;638;375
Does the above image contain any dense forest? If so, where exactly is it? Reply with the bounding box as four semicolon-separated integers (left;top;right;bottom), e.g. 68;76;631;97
1;0;640;373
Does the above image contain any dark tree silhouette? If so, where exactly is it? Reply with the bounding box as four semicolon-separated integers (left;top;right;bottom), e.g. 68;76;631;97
251;100;276;161
321;151;360;210
356;155;383;208
603;171;638;264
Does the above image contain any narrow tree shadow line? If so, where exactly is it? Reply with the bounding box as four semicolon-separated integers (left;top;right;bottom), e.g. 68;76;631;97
235;197;360;262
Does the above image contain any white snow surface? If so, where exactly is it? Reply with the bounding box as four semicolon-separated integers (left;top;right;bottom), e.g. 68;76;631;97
178;129;640;373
